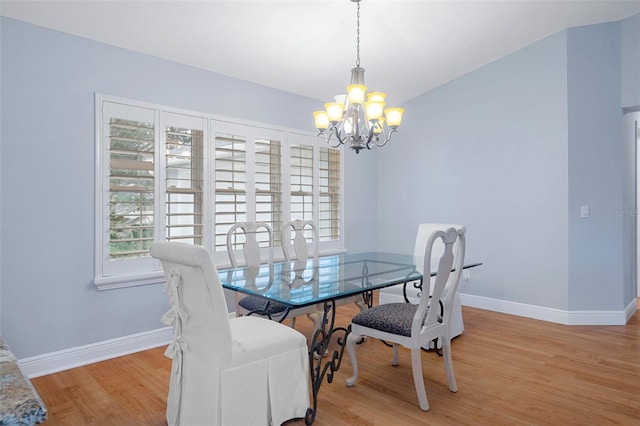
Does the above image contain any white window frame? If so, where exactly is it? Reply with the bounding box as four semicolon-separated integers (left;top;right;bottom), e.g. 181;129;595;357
94;94;344;290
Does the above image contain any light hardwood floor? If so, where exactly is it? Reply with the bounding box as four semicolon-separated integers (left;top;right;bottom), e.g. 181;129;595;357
31;298;640;425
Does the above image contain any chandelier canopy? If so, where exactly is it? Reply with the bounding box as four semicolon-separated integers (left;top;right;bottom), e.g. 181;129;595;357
313;0;404;154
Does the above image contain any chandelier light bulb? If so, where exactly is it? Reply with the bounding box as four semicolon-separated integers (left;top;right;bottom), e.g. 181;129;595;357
324;102;345;123
367;92;386;103
384;107;405;128
313;111;330;130
347;84;367;104
365;100;384;122
334;94;347;104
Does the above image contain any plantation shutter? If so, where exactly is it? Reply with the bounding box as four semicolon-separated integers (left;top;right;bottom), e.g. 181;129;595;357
96;95;345;288
164;113;205;245
255;136;283;246
319;147;341;241
290;143;314;223
106;105;155;261
214;126;247;252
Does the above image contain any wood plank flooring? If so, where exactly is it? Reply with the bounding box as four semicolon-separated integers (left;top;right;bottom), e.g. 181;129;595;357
31;298;640;425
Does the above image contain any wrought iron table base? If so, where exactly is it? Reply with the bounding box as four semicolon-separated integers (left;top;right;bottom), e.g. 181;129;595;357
305;300;347;424
304;288;374;424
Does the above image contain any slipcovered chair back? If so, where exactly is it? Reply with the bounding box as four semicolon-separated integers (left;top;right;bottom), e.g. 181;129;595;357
150;242;231;425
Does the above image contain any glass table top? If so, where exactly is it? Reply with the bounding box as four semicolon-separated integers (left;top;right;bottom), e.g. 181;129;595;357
219;251;481;308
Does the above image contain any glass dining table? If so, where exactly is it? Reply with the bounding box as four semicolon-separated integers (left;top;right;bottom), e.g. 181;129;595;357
219;251;482;425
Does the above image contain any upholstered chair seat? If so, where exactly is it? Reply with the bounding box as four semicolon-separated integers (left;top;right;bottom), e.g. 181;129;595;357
237;296;288;315
351;303;440;337
378;223;466;341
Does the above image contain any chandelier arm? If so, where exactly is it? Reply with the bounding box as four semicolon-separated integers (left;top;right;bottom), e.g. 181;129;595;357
333;123;347;146
327;138;344;148
373;128;397;147
320;125;345;148
365;125;376;150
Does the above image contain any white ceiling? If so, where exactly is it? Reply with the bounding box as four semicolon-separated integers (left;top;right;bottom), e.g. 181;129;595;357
2;0;640;105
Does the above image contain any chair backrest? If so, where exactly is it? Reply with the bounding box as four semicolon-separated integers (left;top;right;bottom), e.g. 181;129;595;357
226;222;274;269
413;223;466;261
281;220;318;263
151;242;232;362
413;227;466;339
150;242;233;424
413;223;466;299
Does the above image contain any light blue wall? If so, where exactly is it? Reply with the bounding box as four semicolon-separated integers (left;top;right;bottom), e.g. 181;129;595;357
380;19;637;313
0;17;375;358
567;23;625;310
621;13;640;108
377;31;570;309
2;13;637;358
343;150;379;252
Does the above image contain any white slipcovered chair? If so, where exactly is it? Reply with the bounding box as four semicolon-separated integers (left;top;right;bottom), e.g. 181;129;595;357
151;242;310;426
345;226;466;411
378;223;466;340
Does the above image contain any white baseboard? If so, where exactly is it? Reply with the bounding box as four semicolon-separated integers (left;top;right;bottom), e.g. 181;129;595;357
19;312;238;378
460;293;637;326
18;326;173;378
17;299;636;379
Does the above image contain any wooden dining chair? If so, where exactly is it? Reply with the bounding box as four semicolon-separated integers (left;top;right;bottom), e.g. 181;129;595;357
377;223;467;343
345;226;466;411
282;220;369;317
226;222;289;320
228;221;324;331
281;219;324;330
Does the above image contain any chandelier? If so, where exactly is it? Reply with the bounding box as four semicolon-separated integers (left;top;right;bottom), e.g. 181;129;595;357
313;0;404;154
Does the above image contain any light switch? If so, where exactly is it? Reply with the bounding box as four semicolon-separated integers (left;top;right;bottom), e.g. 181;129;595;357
580;205;590;218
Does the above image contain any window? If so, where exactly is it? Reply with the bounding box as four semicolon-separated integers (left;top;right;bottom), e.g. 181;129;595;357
212;124;285;254
290;143;314;223
319;147;341;241
255;138;283;245
95;95;343;289
164;114;205;246
109;117;155;260
214;129;247;251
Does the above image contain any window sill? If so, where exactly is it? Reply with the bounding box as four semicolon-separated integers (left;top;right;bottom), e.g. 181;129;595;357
94;272;165;291
94;247;347;291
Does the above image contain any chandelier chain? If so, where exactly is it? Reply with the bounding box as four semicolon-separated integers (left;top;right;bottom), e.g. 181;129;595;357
356;0;360;67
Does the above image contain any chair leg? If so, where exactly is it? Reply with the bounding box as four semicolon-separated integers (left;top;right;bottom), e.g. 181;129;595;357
392;343;399;366
410;348;430;411
291;317;296;328
345;332;361;387
354;300;367;312
235;293;244;317
307;311;323;333
441;337;458;392
235;304;245;318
